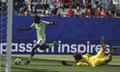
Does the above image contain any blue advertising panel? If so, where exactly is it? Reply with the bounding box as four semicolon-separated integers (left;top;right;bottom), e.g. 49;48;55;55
0;16;120;55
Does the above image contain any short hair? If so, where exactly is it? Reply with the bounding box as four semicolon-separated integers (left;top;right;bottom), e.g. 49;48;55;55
33;15;40;23
73;52;82;63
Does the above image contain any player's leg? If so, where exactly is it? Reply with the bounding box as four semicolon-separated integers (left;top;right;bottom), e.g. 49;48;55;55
25;40;58;65
48;41;58;47
89;44;115;67
24;43;40;65
25;39;43;65
30;44;40;60
95;36;106;58
104;48;116;64
40;41;58;50
88;37;106;67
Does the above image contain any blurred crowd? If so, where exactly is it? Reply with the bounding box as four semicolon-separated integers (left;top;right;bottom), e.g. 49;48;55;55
0;0;120;18
0;0;7;14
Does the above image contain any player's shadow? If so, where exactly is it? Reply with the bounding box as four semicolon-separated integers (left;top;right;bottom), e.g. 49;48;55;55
12;56;65;66
12;66;58;72
107;64;120;67
12;56;63;72
13;56;62;62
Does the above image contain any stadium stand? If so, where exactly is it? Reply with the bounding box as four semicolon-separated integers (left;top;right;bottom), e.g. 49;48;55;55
0;0;120;17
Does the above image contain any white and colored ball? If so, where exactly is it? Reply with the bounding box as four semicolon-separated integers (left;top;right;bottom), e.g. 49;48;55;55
14;58;22;65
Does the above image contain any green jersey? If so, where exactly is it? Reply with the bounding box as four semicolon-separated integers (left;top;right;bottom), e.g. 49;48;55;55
31;20;50;40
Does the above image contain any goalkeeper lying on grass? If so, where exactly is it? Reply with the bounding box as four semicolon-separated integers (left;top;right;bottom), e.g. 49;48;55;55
62;37;116;67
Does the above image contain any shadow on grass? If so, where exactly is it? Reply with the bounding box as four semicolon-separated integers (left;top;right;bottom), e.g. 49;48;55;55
106;64;120;67
12;55;74;65
12;66;58;72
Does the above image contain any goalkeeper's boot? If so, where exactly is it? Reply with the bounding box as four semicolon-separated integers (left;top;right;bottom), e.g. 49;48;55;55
24;60;31;65
110;48;116;54
100;36;106;49
106;48;117;63
100;36;104;44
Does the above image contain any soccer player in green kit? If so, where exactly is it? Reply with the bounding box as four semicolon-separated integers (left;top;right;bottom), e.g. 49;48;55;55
17;15;57;65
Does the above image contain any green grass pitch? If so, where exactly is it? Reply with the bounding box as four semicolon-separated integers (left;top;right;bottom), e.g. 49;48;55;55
0;54;120;72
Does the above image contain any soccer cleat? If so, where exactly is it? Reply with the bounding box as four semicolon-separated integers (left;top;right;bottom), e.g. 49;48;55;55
53;41;58;46
24;60;31;65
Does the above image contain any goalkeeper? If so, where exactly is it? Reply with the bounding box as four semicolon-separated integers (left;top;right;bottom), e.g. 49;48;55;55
62;37;116;67
17;15;58;65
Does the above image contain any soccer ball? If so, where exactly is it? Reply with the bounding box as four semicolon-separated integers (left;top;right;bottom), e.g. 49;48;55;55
14;58;22;65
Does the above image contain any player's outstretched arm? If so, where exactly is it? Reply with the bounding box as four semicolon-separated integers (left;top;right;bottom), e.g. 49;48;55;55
41;20;55;25
49;20;55;25
17;27;32;32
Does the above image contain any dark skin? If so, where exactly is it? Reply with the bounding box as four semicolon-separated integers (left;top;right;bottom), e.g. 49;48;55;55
17;16;55;31
17;16;55;58
73;52;82;63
